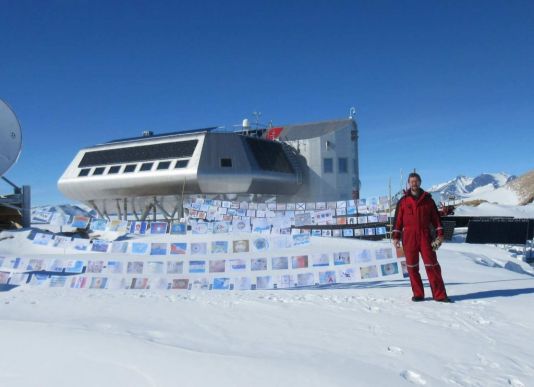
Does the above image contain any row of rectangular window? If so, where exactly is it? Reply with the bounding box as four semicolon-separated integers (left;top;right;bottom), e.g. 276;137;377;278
323;157;351;174
78;159;189;177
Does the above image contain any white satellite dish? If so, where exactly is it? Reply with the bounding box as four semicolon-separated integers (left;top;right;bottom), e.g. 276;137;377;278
0;99;22;177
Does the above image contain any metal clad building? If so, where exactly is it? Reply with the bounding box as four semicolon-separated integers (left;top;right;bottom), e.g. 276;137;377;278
274;119;359;202
58;117;359;218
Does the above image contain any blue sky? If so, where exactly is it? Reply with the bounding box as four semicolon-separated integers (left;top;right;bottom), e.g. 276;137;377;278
1;0;533;205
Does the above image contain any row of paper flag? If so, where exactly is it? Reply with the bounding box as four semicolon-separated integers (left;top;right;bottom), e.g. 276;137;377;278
28;213;389;236
30;196;391;229
2;265;407;290
304;227;388;237
2;247;399;273
29;232;312;254
185;196;390;212
1;250;407;290
184;202;390;224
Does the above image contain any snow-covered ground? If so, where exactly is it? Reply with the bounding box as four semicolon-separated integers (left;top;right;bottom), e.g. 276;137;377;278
466;185;521;206
1;228;534;387
454;202;534;218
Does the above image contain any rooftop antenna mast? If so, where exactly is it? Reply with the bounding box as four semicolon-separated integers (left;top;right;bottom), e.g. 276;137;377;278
252;111;262;129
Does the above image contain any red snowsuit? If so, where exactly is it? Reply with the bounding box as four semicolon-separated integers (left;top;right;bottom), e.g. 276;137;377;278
392;190;448;300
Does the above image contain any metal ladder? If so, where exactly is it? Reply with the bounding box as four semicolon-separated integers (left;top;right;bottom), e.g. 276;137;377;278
280;143;304;185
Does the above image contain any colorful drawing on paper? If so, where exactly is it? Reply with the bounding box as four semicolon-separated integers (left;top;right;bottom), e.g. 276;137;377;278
355;249;373;263
150;222;168;234
209;259;226;273
296;272;314;287
337;268;356;282
89;277;108;289
191;242;207;255
342;229;354;237
213;221;230;234
87;260;104;273
65;260;84;274
292;233;310;246
232;239;249;253
380;262;399;276
49;276;67;288
232;219;249;233
150;243;168;255
360;265;379;279
70;276;87;288
170;243;187;255
251;258;268;271
252;237;269;252
333;252;350;266
26;259;44;271
129;221;148;235
211;241;228;254
106;261;123;274
213;277;230;290
90;219;107;231
256;275;273;289
189;260;206;273
278;274;293;288
229;259;247;271
33;233;53;246
271;256;289;270
311;253;330;267
376;248;393;260
91;240;110;253
234;277;251;290
291;255;308;269
319;270;336;285
191;221;209;234
130;277;149;289
170;222;187;235
171;279;189;289
167;261;184;274
131;242;149;255
111;241;128;254
71;215;90;229
146;261;165;274
127;261;144;274
73;238;90;251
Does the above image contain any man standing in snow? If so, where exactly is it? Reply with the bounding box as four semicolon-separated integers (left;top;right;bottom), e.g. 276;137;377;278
392;172;451;302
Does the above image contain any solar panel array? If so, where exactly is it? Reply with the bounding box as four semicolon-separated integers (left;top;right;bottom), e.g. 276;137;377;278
78;140;198;168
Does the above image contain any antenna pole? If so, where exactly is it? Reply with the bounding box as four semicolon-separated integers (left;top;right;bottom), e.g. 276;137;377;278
179;176;187;220
388;177;392;241
252;111;262;130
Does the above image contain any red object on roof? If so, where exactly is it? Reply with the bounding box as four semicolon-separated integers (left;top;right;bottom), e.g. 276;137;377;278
265;127;284;140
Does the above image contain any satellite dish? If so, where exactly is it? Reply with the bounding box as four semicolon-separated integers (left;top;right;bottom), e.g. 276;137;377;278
0;99;22;177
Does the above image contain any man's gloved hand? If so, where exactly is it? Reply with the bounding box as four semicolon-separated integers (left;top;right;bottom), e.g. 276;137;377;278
431;237;443;251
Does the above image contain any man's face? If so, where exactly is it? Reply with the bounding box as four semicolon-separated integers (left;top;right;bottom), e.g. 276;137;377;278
409;177;421;192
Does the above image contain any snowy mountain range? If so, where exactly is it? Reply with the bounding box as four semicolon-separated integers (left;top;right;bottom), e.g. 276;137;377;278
428;173;516;200
428;170;534;206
